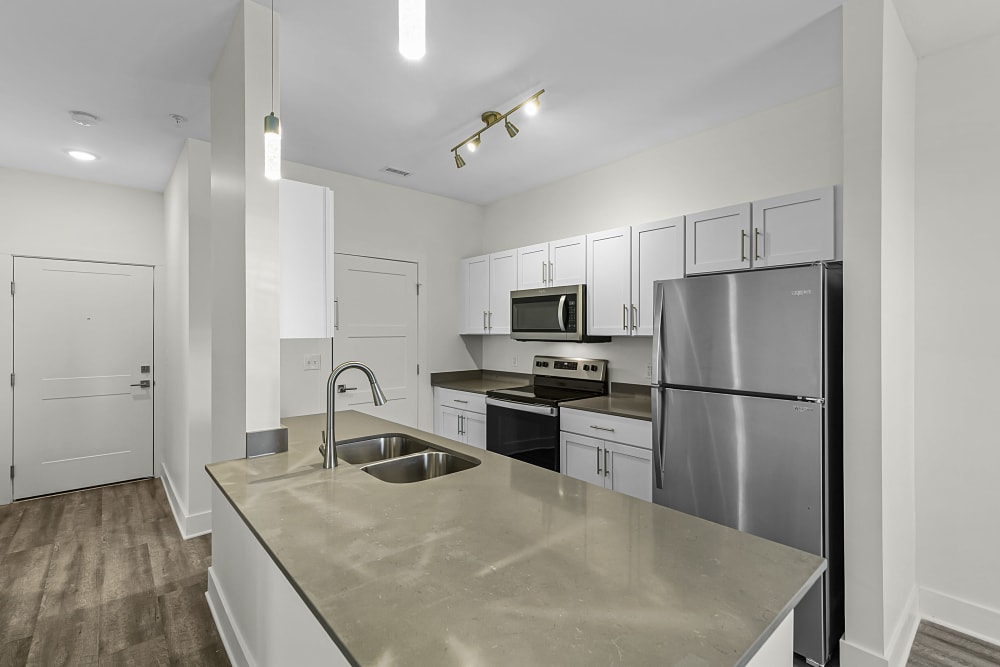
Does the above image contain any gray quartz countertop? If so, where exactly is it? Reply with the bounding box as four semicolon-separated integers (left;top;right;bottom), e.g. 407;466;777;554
429;369;530;394
208;411;824;667
564;383;653;421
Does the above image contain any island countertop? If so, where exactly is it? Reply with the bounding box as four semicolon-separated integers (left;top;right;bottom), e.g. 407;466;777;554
207;411;824;667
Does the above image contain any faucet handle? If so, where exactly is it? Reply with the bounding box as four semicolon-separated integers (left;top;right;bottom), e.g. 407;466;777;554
319;431;328;458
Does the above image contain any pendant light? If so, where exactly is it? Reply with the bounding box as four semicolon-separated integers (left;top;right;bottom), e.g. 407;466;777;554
399;0;425;60
264;0;281;181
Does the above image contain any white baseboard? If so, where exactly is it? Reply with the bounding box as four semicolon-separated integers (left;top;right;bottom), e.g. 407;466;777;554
839;587;920;667
920;586;1000;647
160;465;212;539
206;566;252;667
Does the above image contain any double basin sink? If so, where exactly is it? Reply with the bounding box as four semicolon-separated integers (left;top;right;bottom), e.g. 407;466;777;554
332;434;480;484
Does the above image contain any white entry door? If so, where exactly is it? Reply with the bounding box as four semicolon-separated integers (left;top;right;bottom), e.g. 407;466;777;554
13;258;153;499
333;254;418;427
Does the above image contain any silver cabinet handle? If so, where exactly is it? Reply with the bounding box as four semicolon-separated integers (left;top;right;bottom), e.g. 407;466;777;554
549;261;554;285
754;227;762;260
334;299;340;330
740;229;748;262
483;311;488;331
597;446;601;475
453;399;469;404
459;413;465;436
604;449;609;477
590;425;615;432
336;384;357;393
622;304;627;331
631;304;637;331
542;263;546;284
488;311;493;330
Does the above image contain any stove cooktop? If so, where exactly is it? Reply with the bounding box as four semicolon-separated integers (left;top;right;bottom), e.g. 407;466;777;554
486;356;609;407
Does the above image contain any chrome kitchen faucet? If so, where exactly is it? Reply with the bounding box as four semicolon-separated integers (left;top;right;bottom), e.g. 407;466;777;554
321;362;388;468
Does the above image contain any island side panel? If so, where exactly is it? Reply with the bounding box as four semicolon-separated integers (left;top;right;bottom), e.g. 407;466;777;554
208;487;353;667
745;611;794;667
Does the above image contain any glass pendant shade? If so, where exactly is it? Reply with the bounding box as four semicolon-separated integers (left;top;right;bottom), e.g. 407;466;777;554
264;112;281;181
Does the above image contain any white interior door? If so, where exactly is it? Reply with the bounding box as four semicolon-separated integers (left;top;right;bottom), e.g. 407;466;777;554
333;254;418;427
13;258;153;499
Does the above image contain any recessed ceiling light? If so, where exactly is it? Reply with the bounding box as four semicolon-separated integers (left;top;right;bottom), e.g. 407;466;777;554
67;150;98;162
69;111;99;127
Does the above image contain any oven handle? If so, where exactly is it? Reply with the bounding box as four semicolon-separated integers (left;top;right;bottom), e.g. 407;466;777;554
557;295;567;332
486;397;558;417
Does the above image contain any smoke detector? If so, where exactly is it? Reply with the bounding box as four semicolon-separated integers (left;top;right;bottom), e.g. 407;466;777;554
70;111;99;127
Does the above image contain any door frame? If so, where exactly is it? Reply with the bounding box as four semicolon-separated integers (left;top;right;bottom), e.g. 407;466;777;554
4;255;157;504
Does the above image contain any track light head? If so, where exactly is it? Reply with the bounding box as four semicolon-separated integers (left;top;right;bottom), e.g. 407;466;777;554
467;135;481;153
505;119;519;138
454;152;466;168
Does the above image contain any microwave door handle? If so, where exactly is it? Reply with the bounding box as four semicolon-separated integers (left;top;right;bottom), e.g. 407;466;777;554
557;295;567;332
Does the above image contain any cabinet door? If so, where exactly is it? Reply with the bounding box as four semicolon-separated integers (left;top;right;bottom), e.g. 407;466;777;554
751;186;835;268
606;441;652;502
586;227;632;337
437;404;465;442
560;432;605;488
460;255;490;334
631;218;684;336
517;243;549;290
279;179;333;339
685;203;752;275
549;235;587;287
488;250;517;334
463;411;487;450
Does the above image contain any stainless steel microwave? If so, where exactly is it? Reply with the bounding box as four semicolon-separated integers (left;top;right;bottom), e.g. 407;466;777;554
509;285;610;343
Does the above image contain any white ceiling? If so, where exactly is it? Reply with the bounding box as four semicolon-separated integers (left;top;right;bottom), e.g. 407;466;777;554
895;0;1000;57
2;1;852;203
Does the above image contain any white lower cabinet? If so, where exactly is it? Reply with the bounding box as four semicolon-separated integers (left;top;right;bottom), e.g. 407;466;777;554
433;388;487;449
559;409;652;502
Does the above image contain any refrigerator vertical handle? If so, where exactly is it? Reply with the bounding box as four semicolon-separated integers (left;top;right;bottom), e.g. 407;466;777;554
652;387;664;490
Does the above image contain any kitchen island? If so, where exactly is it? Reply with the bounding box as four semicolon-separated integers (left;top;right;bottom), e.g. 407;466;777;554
206;411;825;666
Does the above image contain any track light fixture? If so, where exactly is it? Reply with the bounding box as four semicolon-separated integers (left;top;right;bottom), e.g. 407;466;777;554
450;89;544;169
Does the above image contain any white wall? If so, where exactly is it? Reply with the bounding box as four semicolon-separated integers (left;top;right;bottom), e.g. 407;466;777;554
480;87;843;385
914;32;1000;643
0;167;164;505
279;162;485;430
161;139;213;537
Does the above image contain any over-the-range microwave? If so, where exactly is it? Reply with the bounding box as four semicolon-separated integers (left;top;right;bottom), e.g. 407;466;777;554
509;285;610;343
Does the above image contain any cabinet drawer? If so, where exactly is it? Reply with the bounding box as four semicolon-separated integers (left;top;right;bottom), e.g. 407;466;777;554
435;388;487;414
560;408;651;449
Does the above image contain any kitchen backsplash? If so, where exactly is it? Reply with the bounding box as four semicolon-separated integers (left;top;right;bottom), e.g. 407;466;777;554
482;335;653;385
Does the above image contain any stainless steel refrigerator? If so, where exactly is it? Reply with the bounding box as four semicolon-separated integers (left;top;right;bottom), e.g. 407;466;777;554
651;263;843;667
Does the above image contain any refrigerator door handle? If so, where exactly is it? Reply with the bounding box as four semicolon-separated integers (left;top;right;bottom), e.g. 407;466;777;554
652;388;664;490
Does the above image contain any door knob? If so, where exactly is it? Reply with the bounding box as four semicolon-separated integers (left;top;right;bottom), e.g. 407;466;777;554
337;384;357;393
130;380;152;389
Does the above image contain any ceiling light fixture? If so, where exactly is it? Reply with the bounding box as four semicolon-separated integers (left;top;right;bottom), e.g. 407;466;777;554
67;149;98;162
264;0;281;181
450;90;544;169
70;111;99;127
398;0;425;60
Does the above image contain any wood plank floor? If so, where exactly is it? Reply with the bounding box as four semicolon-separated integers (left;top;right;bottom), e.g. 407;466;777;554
908;620;1000;667
0;479;230;666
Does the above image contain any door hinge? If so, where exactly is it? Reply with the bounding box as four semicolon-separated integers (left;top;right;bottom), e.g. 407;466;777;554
417;364;420;375
9;373;13;387
9;281;13;296
416;283;420;295
9;465;13;480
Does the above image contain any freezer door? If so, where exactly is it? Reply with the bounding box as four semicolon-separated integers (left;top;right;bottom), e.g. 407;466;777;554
652;386;830;663
653;265;824;397
652;387;823;554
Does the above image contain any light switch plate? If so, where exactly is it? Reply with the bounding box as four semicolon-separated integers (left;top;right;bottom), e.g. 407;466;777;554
645;365;652;379
304;353;322;371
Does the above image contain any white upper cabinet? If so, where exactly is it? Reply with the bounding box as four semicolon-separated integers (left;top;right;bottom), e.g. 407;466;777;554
516;242;549;290
460;255;490;334
488;250;517;334
751;186;836;268
587;227;632;337
685;203;752;275
279;179;334;339
631;217;684;336
548;235;587;287
516;236;587;290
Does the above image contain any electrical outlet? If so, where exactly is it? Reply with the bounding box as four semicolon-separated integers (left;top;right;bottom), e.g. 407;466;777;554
645;364;652;379
512;355;518;367
304;354;322;371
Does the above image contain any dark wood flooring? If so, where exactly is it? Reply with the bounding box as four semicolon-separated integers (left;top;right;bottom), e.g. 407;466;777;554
908;620;1000;667
0;479;230;666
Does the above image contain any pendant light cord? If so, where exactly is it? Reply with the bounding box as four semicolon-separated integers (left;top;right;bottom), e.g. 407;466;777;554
271;0;275;111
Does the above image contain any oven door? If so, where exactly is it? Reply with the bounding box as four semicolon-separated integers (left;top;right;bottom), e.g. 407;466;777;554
486;397;560;470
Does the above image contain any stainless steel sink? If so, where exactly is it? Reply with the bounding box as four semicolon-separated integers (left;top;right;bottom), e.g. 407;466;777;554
335;434;431;465
362;451;480;484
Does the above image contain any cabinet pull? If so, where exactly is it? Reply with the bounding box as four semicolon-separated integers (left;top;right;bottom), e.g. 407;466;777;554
483;311;488;331
604;449;609;477
631;304;637;331
542;263;546;284
453;399;468;404
334;299;340;330
754;227;762;260
740;230;747;262
622;304;627;331
549;261;554;285
488;311;493;330
458;413;464;436
590;425;615;432
597;447;602;475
